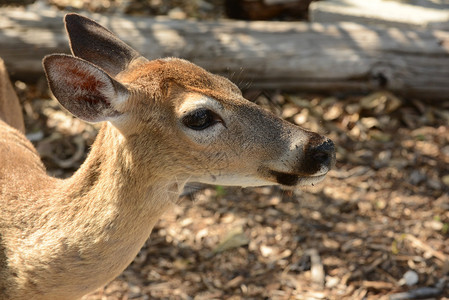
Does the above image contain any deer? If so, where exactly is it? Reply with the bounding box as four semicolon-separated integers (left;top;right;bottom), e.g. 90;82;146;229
0;13;335;300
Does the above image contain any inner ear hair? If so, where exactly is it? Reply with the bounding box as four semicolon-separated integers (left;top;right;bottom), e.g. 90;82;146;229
43;54;129;123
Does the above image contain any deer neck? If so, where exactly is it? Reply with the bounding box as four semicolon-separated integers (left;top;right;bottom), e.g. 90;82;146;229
65;122;178;218
22;123;180;299
66;122;179;274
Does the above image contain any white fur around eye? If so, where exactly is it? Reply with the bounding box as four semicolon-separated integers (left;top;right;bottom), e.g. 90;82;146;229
178;94;226;145
185;122;225;144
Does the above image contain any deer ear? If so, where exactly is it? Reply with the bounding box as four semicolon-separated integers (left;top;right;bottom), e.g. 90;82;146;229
64;13;146;76
43;54;129;123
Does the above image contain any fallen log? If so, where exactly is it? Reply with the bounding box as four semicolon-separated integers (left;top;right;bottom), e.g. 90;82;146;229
310;0;449;30
1;7;449;101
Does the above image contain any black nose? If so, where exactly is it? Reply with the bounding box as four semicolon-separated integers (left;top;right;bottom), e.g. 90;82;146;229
298;136;336;175
310;139;335;168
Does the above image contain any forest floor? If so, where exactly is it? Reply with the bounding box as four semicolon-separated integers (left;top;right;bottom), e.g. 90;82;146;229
9;0;449;299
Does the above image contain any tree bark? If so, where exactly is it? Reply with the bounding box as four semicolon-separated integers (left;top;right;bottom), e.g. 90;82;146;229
1;7;449;101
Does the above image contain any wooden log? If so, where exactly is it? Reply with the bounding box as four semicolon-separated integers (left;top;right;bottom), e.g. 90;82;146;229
310;0;449;30
1;7;449;101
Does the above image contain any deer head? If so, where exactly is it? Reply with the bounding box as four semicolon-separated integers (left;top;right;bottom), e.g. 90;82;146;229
43;13;335;191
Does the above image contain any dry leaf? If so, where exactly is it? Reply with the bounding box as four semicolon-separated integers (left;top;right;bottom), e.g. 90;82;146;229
212;227;249;255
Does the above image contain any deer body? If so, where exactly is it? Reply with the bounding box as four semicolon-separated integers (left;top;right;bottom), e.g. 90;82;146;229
0;14;335;299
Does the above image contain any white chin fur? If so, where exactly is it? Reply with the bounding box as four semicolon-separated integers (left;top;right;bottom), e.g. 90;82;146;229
191;172;328;189
295;174;327;187
192;174;274;188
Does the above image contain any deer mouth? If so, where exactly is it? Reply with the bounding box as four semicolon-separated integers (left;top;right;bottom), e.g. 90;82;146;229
269;170;327;187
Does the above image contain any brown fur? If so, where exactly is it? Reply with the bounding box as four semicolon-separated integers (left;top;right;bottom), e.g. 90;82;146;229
0;14;334;299
0;59;25;134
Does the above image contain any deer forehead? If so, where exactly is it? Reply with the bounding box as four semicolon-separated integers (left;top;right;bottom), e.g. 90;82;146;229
119;58;242;102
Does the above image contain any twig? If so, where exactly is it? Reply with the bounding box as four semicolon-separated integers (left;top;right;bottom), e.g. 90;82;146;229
305;248;325;289
405;234;448;263
361;280;395;290
389;287;442;300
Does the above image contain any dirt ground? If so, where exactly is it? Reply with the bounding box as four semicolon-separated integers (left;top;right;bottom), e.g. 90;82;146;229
8;0;449;299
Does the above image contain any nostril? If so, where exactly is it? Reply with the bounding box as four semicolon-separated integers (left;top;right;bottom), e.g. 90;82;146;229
298;136;336;175
313;151;330;164
311;139;335;166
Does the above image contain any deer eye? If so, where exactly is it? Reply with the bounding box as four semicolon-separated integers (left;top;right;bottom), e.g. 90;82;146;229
182;109;221;130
